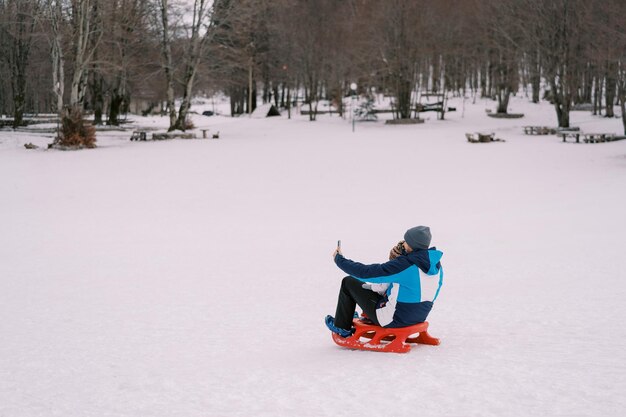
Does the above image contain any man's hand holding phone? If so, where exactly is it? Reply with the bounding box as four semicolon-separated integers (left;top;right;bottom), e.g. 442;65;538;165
333;240;342;260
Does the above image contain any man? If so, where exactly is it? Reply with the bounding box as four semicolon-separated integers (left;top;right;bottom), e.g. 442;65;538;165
325;226;444;337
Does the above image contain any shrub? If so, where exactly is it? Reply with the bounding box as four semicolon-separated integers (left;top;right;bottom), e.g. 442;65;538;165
54;107;97;149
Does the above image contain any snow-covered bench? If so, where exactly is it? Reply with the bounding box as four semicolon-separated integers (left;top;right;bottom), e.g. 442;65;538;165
130;131;147;141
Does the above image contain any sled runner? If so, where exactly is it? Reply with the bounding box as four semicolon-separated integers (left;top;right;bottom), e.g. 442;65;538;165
331;318;440;353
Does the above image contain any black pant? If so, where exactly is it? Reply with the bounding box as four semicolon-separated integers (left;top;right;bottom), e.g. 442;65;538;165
334;276;384;330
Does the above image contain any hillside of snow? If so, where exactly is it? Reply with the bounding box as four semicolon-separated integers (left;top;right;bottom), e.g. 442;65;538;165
1;96;625;416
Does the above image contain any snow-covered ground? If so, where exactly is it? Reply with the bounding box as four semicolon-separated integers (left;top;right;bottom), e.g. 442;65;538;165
1;95;625;417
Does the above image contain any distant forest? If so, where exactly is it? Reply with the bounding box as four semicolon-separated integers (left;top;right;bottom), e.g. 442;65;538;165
1;0;625;132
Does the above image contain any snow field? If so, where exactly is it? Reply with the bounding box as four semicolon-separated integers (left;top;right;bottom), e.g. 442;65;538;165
1;96;625;416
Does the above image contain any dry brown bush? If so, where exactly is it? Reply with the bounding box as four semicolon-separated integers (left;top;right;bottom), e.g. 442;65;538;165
55;107;97;149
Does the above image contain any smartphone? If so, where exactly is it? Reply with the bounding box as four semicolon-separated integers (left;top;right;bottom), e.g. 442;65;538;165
337;240;341;249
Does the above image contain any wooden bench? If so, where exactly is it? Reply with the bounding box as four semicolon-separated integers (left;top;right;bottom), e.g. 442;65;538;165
416;102;444;113
582;133;616;143
523;126;556;135
130;130;147;141
557;131;581;143
152;132;196;140
417;94;446;120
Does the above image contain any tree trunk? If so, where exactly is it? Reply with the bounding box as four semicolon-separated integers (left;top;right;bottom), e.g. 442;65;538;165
9;34;27;128
89;67;104;125
469;66;477;98
107;71;127;126
48;0;65;129
108;92;125;126
307;101;316;121
576;64;593;104
159;0;177;129
4;0;39;128
242;83;257;114
480;63;487;98
69;0;100;109
273;85;279;108
496;86;511;114
552;79;571;128
529;50;540;104
10;67;27;128
593;72;602;115
286;86;291;119
173;63;197;130
230;87;245;116
172;0;213;131
262;75;270;104
392;70;412;119
305;74;319;121
229;89;237;116
280;84;286;108
605;62;617;118
495;53;513;114
620;93;626;135
618;64;626;135
431;52;440;92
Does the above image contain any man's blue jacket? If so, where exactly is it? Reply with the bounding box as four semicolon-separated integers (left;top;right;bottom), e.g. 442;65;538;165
334;248;443;327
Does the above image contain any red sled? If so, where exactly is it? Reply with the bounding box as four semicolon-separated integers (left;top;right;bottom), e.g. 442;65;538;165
331;318;440;353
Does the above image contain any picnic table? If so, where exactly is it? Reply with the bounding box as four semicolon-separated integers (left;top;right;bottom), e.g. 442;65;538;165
581;133;616;143
557;131;581;143
523;126;556;135
417;93;446;120
130;130;147;141
558;131;616;143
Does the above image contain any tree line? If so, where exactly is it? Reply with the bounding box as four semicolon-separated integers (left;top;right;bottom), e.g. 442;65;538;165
1;0;625;133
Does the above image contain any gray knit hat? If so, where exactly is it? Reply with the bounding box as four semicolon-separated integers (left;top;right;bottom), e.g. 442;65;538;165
404;226;431;250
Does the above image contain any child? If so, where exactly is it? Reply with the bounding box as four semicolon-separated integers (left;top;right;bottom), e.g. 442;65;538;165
325;226;444;337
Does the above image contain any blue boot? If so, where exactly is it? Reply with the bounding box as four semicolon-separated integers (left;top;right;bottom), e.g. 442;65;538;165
325;315;354;338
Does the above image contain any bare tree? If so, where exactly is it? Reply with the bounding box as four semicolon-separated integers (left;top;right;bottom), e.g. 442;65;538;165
588;0;626;122
591;0;626;133
208;0;247;116
150;0;222;131
153;0;178;129
261;0;298;117
4;0;624;134
44;0;65;116
98;0;152;125
210;0;295;117
68;0;102;108
521;0;590;127
374;1;425;119
481;0;522;114
173;0;217;130
432;1;476;98
0;0;42;127
289;0;323;120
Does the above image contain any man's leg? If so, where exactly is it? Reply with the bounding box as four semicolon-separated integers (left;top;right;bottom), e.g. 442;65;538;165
334;276;382;330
